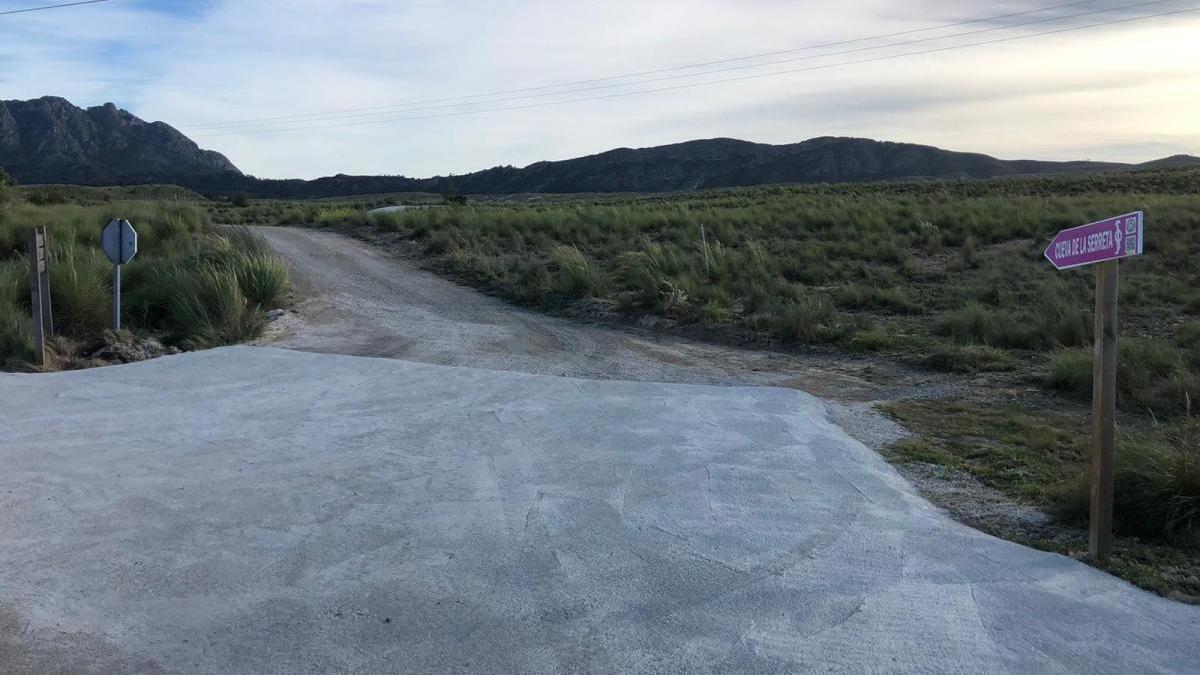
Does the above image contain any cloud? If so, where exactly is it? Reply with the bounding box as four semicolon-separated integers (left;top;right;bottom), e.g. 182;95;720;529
1;0;1196;177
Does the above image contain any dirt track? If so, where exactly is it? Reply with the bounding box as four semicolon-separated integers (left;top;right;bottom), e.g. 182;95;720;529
254;226;966;445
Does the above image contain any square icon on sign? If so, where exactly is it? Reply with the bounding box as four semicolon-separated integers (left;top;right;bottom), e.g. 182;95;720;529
1126;218;1138;235
1126;237;1137;254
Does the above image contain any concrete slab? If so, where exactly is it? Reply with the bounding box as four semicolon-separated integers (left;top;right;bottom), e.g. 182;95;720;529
1;347;1197;673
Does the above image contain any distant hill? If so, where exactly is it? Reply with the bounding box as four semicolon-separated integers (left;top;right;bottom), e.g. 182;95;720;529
0;96;240;185
2;96;1195;197
184;137;1199;199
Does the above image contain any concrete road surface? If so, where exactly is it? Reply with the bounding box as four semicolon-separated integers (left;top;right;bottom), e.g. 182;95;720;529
2;347;1197;673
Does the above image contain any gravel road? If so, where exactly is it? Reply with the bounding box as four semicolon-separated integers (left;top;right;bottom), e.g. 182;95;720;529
254;226;949;446
257;226;873;390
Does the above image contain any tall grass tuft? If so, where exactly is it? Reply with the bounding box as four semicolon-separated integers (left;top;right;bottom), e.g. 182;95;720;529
1047;341;1197;417
230;251;289;308
48;247;110;338
164;263;264;349
769;292;838;344
0;261;31;363
550;245;607;298
1057;417;1200;543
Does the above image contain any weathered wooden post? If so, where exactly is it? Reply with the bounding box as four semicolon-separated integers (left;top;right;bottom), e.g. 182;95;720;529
1091;259;1119;560
1045;211;1143;563
26;226;52;366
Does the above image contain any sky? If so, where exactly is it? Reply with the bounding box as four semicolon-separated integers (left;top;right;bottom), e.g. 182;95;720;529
2;0;1198;179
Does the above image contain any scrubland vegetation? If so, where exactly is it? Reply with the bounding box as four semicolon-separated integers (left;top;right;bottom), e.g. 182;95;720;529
267;168;1198;595
289;170;1199;417
0;185;287;368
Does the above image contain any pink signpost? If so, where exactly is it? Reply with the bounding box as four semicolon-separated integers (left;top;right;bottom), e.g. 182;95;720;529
1044;211;1144;270
1045;210;1144;563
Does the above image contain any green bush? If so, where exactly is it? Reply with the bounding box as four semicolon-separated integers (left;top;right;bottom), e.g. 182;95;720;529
934;298;1088;350
1045;348;1093;398
769;293;838;344
1176;322;1200;354
231;252;289;308
1057;418;1200;542
1046;341;1198;417
835;283;921;313
164;263;264;348
48;247;111;338
0;265;30;364
550;245;606;298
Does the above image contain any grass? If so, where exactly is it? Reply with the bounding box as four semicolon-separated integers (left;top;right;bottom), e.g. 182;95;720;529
884;400;1200;600
1046;338;1200;417
918;345;1019;374
0;198;288;368
263;168;1199;423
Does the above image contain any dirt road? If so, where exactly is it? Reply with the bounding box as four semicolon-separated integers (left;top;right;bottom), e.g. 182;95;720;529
255;226;956;444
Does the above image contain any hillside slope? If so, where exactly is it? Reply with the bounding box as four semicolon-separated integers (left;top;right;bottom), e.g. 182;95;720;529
0;96;240;184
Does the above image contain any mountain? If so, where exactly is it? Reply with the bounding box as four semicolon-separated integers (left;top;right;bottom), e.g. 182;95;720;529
210;137;1196;199
2;96;1195;197
1133;154;1200;170
447;137;1135;193
0;96;240;185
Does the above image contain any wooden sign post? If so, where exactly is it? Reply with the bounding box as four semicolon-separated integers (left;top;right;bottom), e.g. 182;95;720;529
1091;260;1118;561
1045;212;1144;562
26;226;53;366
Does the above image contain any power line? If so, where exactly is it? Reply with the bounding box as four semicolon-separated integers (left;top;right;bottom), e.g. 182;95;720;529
191;0;1178;132
194;4;1199;137
185;0;1113;130
0;0;114;16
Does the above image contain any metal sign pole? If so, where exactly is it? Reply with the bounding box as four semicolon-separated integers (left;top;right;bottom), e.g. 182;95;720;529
1090;259;1119;562
103;218;136;332
113;262;122;332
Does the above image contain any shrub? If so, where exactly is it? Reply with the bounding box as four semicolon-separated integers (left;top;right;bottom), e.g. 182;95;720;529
1056;418;1200;543
164;263;264;348
230;252;289;308
1176;322;1200;354
218;226;272;255
769;292;838;344
1045;341;1198;417
0;264;31;364
934;303;1001;345
615;247;676;310
550;245;606;298
1045;348;1093;399
935;299;1088;350
835;283;920;313
48;248;111;338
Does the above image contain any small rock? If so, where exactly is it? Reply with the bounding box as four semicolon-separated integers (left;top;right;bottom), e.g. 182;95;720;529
88;331;178;364
266;309;286;322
